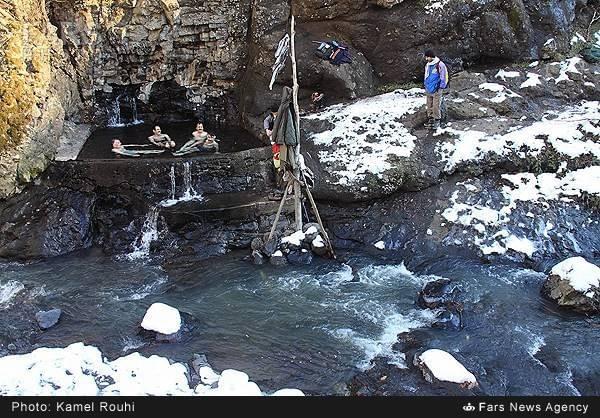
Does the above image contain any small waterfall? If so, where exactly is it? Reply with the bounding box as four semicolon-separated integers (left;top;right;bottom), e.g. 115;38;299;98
169;166;176;201
107;94;123;127
182;162;201;200
159;164;203;207
130;96;143;125
107;94;144;127
128;207;159;260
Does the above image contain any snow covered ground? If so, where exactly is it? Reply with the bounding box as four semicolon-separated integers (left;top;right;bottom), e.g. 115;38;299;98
441;167;600;258
0;343;304;396
437;100;600;172
304;89;423;186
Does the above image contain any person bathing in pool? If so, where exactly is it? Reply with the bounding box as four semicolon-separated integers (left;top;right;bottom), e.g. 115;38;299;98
173;122;219;156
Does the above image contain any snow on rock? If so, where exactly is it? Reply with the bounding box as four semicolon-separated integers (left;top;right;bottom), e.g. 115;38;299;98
543;257;600;313
304;226;318;236
0;343;190;396
312;235;325;248
199;366;220;385
0;343;304;396
271;389;306;396
374;241;386;250
550;257;600;294
437;101;600;171
520;72;541;89
495;70;520;81
441;167;599;258
0;280;25;308
570;33;586;46
140;302;181;335
304;89;423;185
555;58;583;84
415;349;477;389
281;230;306;247
478;82;521;103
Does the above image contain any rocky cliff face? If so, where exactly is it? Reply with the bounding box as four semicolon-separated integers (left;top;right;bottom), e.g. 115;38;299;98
47;0;252;125
0;0;597;198
0;0;80;198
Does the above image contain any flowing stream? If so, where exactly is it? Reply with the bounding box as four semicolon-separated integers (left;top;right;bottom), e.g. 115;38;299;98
1;250;598;395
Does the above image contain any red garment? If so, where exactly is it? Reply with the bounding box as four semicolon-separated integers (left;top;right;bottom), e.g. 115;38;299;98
272;143;281;169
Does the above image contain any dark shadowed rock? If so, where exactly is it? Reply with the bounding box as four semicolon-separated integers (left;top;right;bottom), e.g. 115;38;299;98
252;250;266;265
269;252;287;266
287;249;314;265
418;278;460;309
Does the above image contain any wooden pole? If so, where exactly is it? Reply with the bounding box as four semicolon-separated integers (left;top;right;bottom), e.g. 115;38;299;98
268;180;291;242
290;15;303;231
303;180;336;259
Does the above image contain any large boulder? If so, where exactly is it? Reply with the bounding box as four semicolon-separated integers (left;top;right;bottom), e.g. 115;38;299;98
0;187;94;260
542;257;600;314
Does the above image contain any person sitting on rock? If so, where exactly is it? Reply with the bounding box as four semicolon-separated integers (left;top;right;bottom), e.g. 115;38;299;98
310;91;325;112
111;139;166;157
173;122;219;156
148;125;176;149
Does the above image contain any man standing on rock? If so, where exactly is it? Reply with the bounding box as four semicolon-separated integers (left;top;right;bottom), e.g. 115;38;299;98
423;50;449;130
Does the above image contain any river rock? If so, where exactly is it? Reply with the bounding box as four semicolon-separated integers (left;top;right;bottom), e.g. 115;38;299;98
414;349;478;389
287;249;313;265
542;257;600;314
311;235;328;257
417;278;460;310
269;251;287;266
141;303;182;335
263;238;280;257
35;309;62;330
252;250;266;265
250;237;264;251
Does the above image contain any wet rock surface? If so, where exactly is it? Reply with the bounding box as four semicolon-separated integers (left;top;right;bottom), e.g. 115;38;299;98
542;257;600;314
35;309;62;330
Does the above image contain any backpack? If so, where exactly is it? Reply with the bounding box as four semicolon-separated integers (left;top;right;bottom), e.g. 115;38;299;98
313;40;352;65
436;61;451;90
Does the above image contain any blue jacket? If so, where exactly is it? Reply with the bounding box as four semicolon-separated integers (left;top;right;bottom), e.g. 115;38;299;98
424;58;448;94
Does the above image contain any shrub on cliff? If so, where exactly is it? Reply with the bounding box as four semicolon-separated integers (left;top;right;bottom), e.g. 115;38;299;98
0;11;35;153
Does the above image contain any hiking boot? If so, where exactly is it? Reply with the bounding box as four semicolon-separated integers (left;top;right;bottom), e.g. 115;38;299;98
424;118;434;128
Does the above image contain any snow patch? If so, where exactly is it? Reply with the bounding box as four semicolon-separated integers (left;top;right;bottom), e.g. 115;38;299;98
520;73;541;89
374;241;385;250
0;343;303;396
417;349;477;387
550;257;600;293
495;70;520;80
0;281;25;308
281;230;306;247
305;89;423;185
437;101;600;171
140;303;181;335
